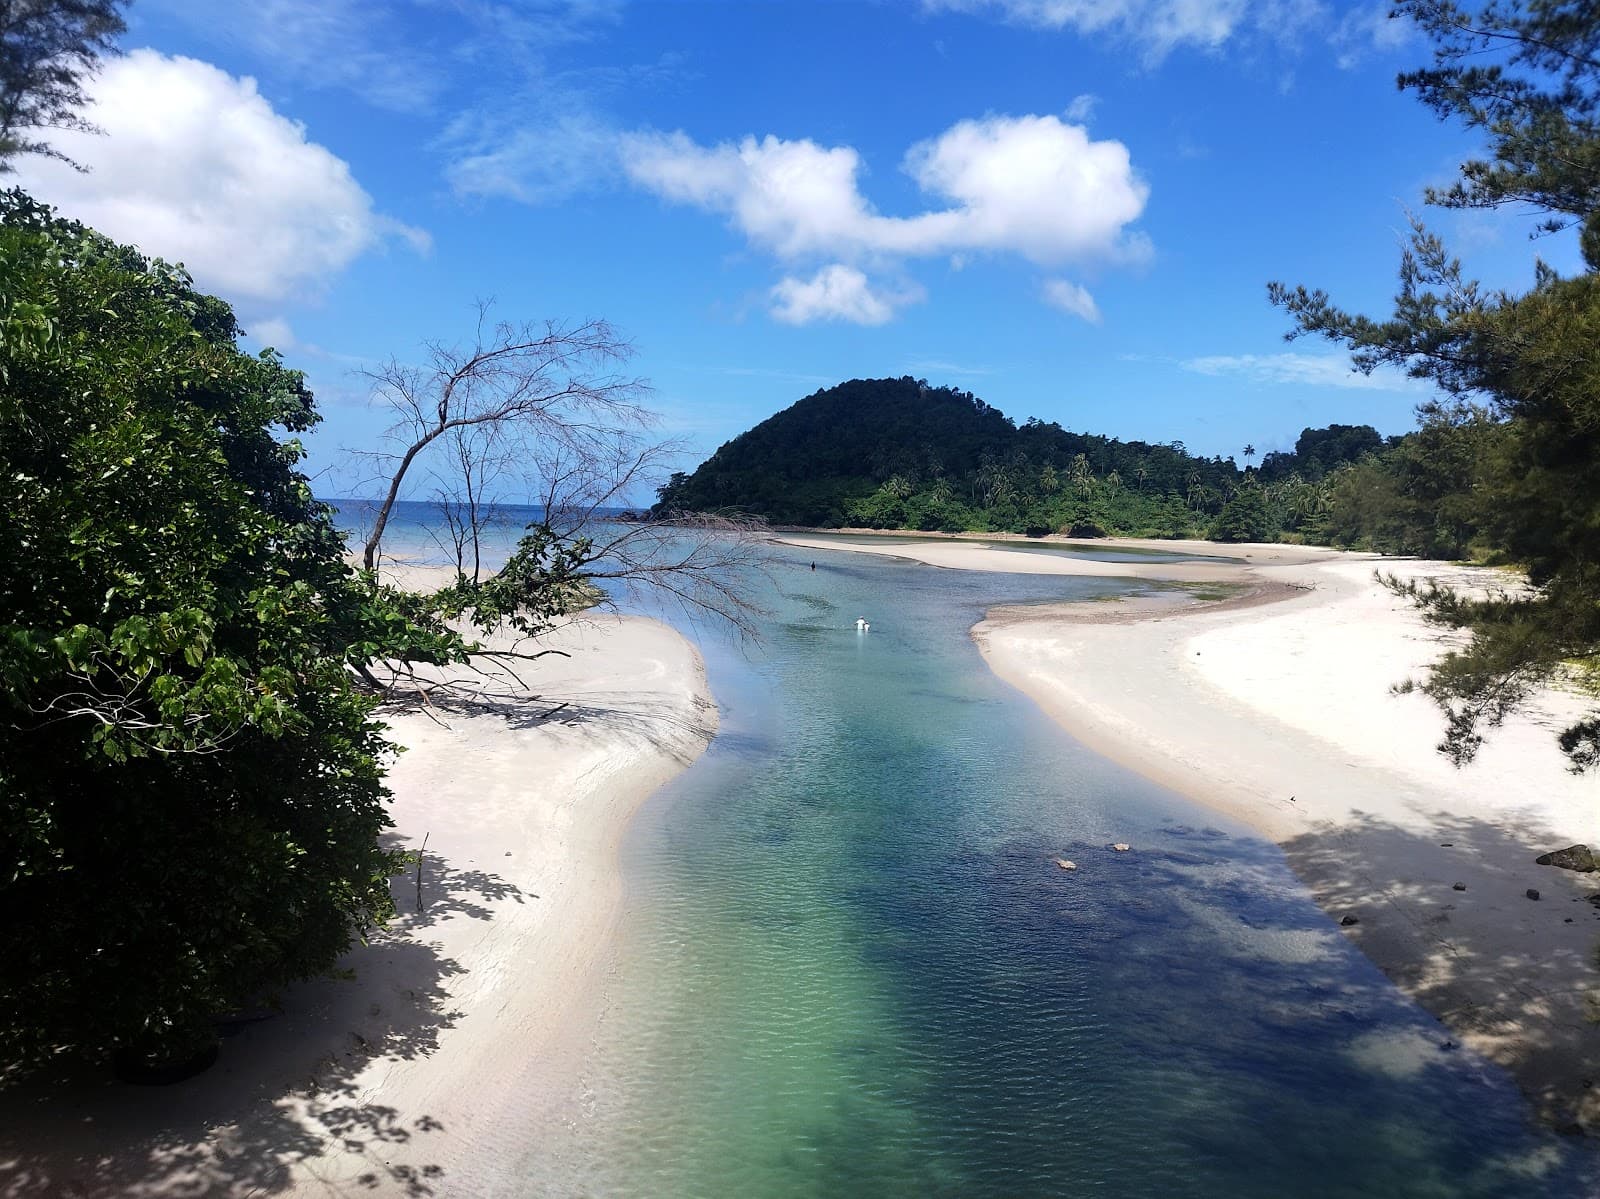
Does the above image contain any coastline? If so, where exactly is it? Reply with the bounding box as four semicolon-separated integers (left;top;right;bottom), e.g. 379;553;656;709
783;533;1600;1133
0;572;717;1197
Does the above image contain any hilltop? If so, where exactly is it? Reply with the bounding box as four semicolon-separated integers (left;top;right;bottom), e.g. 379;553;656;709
653;377;1383;540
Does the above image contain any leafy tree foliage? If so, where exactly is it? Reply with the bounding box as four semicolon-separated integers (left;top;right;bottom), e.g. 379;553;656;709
1210;483;1272;543
653;376;1412;548
1258;424;1390;482
0;0;126;170
653;377;1249;536
1273;0;1600;768
0;191;438;1066
1316;416;1498;558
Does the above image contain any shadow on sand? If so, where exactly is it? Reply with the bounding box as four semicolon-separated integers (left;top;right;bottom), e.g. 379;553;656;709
0;847;526;1197
1279;810;1600;1132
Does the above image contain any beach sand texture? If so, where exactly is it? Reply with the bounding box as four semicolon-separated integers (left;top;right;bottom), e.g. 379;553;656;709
0;589;716;1197
785;532;1600;1133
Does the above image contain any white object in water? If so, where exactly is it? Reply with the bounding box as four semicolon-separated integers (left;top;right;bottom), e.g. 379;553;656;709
855;617;865;631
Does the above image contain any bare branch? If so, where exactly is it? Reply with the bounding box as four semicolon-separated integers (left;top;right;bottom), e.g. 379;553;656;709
359;309;650;570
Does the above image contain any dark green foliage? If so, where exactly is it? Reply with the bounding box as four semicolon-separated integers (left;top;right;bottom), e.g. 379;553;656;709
1210;484;1271;543
1394;0;1600;240
0;0;127;170
1273;0;1600;768
1316;416;1499;558
0;191;417;1065
1258;424;1389;482
653;377;1247;537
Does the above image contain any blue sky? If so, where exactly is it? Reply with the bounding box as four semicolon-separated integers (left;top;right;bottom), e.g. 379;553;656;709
13;0;1585;498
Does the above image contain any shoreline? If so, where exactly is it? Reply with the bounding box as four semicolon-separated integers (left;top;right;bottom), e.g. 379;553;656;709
784;533;1600;1134
0;575;717;1197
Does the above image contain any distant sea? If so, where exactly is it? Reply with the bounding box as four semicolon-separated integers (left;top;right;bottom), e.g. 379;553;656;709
322;498;639;571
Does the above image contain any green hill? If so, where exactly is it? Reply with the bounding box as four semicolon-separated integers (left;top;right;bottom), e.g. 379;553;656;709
653;377;1303;537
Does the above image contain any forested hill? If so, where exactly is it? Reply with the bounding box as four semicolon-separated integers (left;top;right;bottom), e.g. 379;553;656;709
652;377;1387;540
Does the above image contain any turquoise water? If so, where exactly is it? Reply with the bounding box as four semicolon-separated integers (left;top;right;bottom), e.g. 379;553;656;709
326;504;1589;1192
545;542;1588;1196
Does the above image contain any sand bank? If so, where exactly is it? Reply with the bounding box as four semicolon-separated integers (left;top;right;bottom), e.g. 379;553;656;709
785;533;1600;1132
0;578;716;1197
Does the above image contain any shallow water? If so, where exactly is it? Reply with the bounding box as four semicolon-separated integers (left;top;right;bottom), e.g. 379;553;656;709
788;529;1241;564
326;505;1590;1193
535;543;1589;1196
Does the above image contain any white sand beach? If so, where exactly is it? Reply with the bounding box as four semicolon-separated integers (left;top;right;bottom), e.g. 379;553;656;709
785;532;1600;1132
0;584;716;1197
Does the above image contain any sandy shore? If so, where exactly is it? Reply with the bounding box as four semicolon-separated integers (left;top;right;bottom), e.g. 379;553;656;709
784;533;1600;1133
0;571;716;1197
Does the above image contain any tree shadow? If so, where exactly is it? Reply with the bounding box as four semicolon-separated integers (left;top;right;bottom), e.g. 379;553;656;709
385;831;528;929
386;686;714;767
0;846;519;1196
1279;810;1600;1132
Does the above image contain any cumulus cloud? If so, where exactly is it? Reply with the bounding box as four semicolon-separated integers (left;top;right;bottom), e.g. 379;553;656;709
12;50;427;306
1041;278;1101;323
622;112;1149;325
622;114;1148;267
769;265;924;326
1181;352;1425;392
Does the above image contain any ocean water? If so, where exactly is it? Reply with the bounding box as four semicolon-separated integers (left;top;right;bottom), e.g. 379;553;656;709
326;498;563;571
326;504;1592;1194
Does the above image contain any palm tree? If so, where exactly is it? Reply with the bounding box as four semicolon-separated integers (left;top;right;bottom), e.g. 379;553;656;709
883;473;914;500
1069;454;1093;497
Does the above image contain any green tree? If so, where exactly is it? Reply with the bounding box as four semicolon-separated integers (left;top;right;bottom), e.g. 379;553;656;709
0;1;127;170
1210;483;1271;543
1272;0;1600;768
0;191;459;1070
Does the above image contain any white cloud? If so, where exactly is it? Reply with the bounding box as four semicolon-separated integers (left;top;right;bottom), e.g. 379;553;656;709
769;265;924;326
929;0;1249;60
1041;278;1101;323
906;358;996;378
1064;93;1099;122
622;113;1150;325
12;50;427;306
181;0;440;112
248;317;297;350
621;114;1152;325
443;107;619;202
1181;352;1425;392
929;0;1363;65
622;113;1149;268
1332;4;1416;70
150;0;622;113
904;114;1150;264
